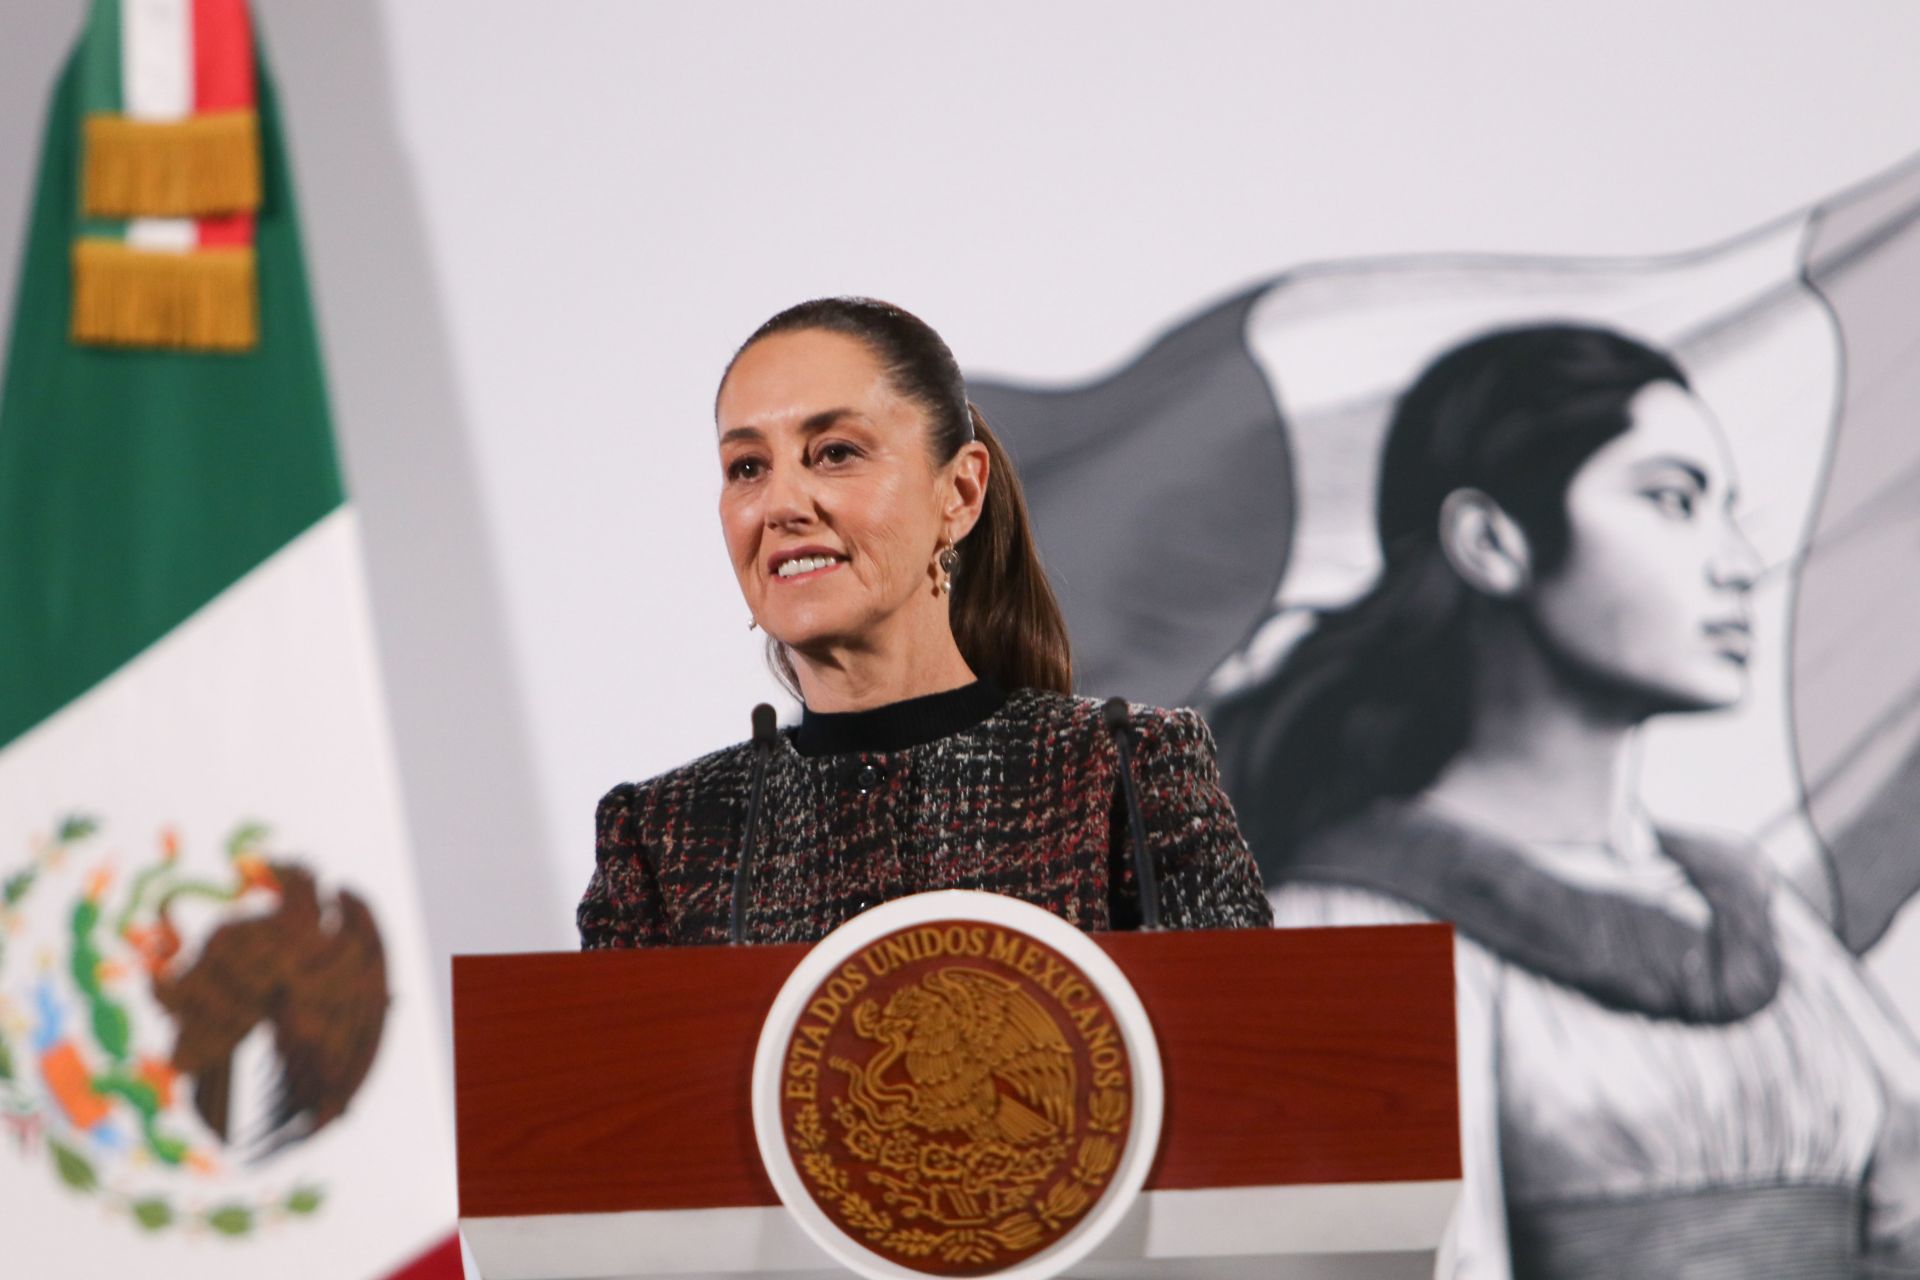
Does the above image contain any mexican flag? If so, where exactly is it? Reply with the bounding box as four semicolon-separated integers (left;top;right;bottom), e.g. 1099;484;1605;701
0;4;459;1278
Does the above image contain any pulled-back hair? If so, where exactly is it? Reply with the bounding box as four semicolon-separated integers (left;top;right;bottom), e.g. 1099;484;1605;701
724;297;1073;695
1208;324;1689;883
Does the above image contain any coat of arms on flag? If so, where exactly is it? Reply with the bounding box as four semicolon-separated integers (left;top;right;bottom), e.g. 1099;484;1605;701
0;4;459;1276
0;815;386;1235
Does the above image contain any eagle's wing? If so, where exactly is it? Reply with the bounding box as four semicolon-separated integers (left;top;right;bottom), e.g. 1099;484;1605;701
933;969;1076;1132
261;888;389;1158
157;915;280;1066
153;865;319;1143
154;914;284;1140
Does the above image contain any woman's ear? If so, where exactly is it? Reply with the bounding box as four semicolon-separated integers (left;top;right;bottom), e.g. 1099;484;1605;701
1438;487;1533;597
943;440;990;542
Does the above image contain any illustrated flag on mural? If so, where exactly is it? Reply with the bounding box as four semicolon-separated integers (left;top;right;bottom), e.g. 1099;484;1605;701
974;153;1920;976
0;5;460;1278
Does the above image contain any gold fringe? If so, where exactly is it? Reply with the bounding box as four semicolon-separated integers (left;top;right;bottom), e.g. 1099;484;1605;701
72;239;258;352
83;111;261;219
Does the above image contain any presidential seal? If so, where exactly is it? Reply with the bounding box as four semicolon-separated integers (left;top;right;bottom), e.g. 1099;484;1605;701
753;891;1162;1280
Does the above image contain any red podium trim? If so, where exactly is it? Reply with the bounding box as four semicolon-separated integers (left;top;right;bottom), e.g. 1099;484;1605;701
454;924;1458;1221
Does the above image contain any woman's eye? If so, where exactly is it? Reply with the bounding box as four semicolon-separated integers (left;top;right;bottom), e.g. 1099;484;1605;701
726;457;765;482
815;442;860;466
1645;487;1696;519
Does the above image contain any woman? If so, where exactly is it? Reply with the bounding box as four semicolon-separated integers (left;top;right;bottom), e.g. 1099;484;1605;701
578;297;1270;948
1209;325;1920;1278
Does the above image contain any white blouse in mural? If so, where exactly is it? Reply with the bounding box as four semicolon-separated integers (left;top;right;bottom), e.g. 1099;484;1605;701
1271;840;1920;1280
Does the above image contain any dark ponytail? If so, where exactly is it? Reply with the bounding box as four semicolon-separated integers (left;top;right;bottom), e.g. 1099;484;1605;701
725;297;1073;695
953;405;1073;694
1208;324;1689;883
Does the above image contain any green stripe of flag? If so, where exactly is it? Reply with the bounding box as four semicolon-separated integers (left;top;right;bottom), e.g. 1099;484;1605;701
0;47;344;751
78;0;123;240
79;0;122;118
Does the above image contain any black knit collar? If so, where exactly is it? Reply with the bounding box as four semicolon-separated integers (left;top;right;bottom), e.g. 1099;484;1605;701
793;679;1006;758
1287;801;1782;1024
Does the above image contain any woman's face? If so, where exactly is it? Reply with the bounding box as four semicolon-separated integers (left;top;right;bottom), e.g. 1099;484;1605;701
1526;381;1762;714
715;329;975;659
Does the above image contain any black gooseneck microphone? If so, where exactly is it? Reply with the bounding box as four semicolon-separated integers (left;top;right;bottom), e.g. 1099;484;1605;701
1103;697;1162;931
729;703;780;945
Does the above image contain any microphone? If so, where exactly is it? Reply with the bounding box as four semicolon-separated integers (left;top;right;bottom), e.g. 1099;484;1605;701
729;703;780;945
1103;697;1163;931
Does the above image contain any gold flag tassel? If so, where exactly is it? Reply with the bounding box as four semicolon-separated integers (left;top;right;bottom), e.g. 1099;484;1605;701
71;239;257;352
82;110;261;219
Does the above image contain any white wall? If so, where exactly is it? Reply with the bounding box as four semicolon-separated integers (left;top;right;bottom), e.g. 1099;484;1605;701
6;0;1920;989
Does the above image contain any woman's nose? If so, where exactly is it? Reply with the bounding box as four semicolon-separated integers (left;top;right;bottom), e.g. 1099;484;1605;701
1711;518;1763;591
761;462;816;529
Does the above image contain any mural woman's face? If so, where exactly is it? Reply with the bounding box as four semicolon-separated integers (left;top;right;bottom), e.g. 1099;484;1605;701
1526;381;1762;714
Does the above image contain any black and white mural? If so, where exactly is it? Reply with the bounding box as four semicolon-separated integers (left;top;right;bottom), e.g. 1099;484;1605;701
976;155;1920;1277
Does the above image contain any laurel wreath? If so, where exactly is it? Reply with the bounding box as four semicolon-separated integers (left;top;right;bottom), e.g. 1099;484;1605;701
0;815;327;1238
791;1084;1131;1267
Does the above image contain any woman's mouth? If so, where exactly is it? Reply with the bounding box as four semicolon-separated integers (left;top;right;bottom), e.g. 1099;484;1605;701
771;552;846;581
1704;619;1752;664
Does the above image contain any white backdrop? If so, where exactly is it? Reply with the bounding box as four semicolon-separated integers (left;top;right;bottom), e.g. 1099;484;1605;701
5;0;1920;1004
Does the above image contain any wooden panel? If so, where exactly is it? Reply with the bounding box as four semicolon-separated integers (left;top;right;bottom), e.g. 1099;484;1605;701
454;925;1458;1219
1100;926;1458;1191
455;944;801;1217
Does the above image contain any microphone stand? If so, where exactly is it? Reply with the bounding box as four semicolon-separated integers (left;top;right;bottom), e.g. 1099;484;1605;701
1103;697;1163;930
729;703;779;944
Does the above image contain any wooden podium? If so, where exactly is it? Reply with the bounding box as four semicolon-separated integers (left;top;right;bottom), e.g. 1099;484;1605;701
454;924;1459;1279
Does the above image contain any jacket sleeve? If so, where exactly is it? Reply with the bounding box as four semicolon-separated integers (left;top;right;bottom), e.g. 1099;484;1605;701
1116;705;1274;930
577;782;673;949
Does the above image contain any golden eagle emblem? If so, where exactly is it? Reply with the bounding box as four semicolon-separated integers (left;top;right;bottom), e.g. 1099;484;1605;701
782;928;1135;1275
837;968;1074;1148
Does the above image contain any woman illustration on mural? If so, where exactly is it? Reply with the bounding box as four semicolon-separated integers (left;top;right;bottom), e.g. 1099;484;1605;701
1208;325;1920;1279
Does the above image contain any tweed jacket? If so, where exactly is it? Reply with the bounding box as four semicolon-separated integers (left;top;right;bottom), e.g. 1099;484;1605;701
578;684;1272;947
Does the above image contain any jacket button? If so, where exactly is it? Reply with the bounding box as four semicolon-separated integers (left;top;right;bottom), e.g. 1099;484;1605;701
853;763;883;792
